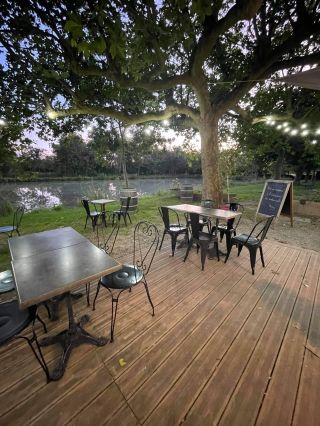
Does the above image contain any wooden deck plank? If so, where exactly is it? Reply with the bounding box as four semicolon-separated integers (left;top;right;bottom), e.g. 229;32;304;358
144;246;296;425
114;244;278;398
0;241;319;426
128;245;288;423
292;250;320;426
183;249;308;426
255;252;320;426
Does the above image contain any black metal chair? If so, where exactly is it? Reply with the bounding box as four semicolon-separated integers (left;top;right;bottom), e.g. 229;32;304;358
0;206;24;237
85;221;120;306
158;206;189;256
0;301;50;382
81;198;102;231
184;212;219;270
216;203;244;252
224;215;274;275
93;221;159;342
185;199;216;233
112;197;132;226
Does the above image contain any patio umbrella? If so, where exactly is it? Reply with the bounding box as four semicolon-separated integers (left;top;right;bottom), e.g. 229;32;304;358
277;68;320;90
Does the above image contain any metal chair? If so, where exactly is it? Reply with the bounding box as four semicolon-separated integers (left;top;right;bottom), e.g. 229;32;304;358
224;215;274;275
81;198;102;231
158;206;189;256
85;221;120;306
93;221;159;342
0;301;50;382
0;206;24;237
112;197;132;226
185;199;216;233
184;212;219;270
216;203;244;252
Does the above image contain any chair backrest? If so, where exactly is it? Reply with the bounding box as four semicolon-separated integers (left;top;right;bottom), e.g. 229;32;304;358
189;212;202;240
96;222;120;254
225;203;244;230
119;197;131;213
201;199;216;209
81;199;91;215
159;206;181;229
252;216;274;243
133;221;159;276
13;207;24;230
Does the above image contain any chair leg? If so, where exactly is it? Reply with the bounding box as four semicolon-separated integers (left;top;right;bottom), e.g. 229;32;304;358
85;216;88;229
237;244;243;256
143;280;155;316
159;231;166;251
259;246;265;267
171;234;178;256
127;213;132;224
110;291;123;342
184;238;194;262
224;243;233;264
249;247;257;275
35;313;48;334
200;245;208;270
92;280;101;311
85;283;91;306
215;242;220;262
220;231;224;243
123;214;127;226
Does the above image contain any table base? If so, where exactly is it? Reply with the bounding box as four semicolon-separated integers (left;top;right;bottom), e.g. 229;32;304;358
40;293;108;381
44;292;83;321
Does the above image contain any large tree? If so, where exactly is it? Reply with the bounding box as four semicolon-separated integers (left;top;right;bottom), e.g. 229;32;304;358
0;1;319;201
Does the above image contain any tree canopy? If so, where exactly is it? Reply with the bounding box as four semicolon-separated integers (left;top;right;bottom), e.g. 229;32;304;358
0;1;319;200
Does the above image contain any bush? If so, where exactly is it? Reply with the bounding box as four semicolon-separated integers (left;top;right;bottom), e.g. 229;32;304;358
0;198;14;216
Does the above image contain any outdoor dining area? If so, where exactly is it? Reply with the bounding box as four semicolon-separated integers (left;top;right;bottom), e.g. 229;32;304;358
0;196;320;426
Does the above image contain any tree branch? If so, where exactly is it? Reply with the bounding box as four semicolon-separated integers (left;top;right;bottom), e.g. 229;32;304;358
47;102;200;126
190;0;263;74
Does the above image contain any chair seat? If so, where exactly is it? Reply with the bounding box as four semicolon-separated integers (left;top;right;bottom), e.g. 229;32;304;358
233;234;259;245
0;301;32;345
0;225;15;234
0;270;15;293
90;211;100;217
101;264;143;289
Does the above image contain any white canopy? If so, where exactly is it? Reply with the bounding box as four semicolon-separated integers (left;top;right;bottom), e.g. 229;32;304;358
277;68;320;90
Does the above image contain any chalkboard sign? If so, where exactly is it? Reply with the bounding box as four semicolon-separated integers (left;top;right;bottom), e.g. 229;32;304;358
257;180;293;226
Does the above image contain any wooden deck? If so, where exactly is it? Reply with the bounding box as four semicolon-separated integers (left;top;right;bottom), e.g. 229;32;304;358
0;238;320;425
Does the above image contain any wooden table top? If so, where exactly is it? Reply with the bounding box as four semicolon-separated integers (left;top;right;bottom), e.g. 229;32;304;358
9;227;121;308
167;204;242;220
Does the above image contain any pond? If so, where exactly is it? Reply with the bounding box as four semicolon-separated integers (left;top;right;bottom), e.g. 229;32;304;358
0;177;202;211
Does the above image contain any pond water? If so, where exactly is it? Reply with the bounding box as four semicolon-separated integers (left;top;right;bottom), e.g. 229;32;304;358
0;177;202;211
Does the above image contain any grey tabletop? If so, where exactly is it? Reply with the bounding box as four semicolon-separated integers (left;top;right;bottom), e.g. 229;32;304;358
9;227;87;260
167;204;242;220
9;228;121;308
90;199;115;205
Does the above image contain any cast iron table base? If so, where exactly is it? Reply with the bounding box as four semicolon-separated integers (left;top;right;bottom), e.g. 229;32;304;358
44;292;83;321
40;292;108;381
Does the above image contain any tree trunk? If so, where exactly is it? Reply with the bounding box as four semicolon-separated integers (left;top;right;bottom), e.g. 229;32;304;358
274;149;285;179
200;117;222;204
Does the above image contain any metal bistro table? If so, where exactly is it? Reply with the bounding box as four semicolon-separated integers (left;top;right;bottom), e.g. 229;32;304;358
167;204;242;255
9;227;121;381
91;199;116;227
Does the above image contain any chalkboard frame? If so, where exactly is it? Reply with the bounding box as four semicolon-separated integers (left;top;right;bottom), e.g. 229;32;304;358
256;180;293;226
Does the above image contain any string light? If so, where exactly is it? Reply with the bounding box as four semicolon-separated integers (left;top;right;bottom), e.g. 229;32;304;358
290;129;298;136
47;111;57;119
0;118;6;126
301;130;309;136
316;128;320;135
276;124;282;130
283;127;291;133
301;123;308;129
311;140;317;145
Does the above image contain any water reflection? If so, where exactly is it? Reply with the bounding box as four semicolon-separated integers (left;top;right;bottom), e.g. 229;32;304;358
0;178;202;211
